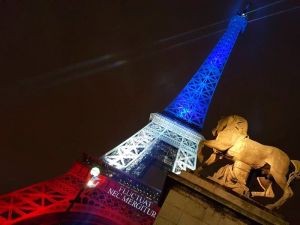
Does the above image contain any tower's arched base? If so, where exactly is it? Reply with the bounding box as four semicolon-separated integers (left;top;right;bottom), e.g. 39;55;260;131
0;162;159;225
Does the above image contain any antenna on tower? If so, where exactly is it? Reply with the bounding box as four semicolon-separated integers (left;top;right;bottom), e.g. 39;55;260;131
238;1;253;16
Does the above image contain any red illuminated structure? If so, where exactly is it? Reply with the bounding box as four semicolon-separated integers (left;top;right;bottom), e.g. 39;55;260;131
0;162;158;225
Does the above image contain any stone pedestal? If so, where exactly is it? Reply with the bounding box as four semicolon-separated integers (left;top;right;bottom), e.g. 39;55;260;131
154;172;288;225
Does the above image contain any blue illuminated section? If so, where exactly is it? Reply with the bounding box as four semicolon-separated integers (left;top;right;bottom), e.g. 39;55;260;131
164;15;247;129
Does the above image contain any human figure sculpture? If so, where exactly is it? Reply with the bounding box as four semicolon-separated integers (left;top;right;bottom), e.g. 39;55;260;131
197;115;300;210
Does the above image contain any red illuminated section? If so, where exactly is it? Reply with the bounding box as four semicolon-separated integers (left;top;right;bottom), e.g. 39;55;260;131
0;162;159;225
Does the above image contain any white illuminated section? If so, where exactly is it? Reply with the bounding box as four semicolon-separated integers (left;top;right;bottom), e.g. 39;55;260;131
104;113;204;174
86;167;100;188
90;167;100;177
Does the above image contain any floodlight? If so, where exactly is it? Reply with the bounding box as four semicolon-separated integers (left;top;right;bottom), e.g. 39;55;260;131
90;167;100;177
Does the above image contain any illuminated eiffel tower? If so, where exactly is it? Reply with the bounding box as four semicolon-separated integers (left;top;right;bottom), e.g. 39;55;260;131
0;12;247;225
103;14;247;187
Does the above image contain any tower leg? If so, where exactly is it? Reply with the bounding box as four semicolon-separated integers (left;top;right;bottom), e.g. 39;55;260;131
104;113;204;177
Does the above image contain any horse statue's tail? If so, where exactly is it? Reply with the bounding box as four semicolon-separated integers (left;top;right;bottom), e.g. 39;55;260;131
287;160;300;186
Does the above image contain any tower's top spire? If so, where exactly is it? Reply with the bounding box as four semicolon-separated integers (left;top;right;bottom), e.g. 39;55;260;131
163;15;247;130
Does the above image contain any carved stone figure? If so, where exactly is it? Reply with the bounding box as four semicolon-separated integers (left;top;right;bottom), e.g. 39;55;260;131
197;115;300;210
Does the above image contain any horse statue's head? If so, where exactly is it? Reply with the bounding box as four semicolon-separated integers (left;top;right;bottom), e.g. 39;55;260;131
212;115;248;137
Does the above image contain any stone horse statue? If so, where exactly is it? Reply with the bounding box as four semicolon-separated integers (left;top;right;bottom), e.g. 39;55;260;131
198;115;300;210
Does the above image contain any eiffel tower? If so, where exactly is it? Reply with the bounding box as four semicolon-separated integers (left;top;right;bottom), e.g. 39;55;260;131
103;14;247;188
0;11;247;225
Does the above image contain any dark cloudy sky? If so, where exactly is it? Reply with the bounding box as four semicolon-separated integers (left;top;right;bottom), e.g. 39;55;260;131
0;0;299;224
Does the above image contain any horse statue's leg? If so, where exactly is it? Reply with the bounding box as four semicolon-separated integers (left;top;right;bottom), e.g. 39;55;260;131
197;141;205;164
194;142;222;175
251;177;275;198
203;152;218;166
193;142;205;176
288;160;300;185
266;160;300;209
266;170;293;209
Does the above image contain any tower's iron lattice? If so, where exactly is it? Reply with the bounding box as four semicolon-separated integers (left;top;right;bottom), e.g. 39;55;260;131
104;15;247;175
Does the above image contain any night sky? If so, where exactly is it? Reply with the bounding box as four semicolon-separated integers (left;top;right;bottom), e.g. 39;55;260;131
0;0;299;224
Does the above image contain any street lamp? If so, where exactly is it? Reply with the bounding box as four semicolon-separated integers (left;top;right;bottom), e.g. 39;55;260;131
66;166;101;213
86;166;101;188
